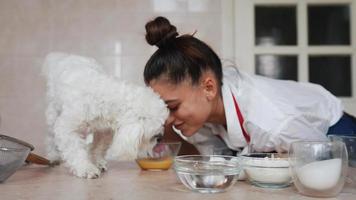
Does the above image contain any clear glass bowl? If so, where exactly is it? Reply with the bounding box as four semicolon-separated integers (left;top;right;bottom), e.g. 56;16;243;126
289;141;348;197
329;135;356;189
242;153;291;188
174;155;242;193
136;142;181;171
329;135;356;167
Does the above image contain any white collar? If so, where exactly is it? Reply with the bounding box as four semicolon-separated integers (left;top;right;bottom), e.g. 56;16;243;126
221;74;248;148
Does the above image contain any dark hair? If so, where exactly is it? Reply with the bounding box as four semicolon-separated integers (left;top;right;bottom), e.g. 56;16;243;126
144;16;223;87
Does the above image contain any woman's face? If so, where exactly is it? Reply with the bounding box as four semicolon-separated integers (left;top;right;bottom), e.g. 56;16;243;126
149;78;214;137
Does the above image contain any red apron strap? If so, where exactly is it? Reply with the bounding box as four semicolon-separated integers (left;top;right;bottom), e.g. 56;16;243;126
231;92;250;143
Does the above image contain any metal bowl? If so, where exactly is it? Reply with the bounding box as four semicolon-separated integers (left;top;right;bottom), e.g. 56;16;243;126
174;155;242;193
0;147;31;182
0;135;32;182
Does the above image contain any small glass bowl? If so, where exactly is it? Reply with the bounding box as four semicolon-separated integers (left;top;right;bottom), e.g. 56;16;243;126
174;155;242;193
329;135;356;167
242;153;291;188
329;135;356;189
136;142;181;171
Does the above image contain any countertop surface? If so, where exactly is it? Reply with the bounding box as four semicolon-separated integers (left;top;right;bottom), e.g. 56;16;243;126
0;162;355;200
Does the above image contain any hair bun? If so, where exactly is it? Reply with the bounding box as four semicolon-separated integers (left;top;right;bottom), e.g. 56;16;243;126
145;16;178;48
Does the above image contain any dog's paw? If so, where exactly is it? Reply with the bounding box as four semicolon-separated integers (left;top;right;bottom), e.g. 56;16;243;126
73;163;101;179
96;160;108;172
47;154;62;165
49;160;61;167
85;168;101;179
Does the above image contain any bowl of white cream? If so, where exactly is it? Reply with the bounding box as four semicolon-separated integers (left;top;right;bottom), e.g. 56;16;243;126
242;153;292;188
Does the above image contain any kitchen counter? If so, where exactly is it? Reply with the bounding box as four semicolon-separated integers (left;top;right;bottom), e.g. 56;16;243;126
0;162;355;200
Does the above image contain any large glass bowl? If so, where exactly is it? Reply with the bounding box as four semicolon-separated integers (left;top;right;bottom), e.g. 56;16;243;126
242;153;291;188
174;155;242;193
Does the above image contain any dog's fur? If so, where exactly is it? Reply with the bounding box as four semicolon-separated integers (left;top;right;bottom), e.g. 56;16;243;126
42;53;168;178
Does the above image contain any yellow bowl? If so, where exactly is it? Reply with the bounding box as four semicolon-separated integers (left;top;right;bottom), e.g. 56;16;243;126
136;142;181;171
136;156;174;171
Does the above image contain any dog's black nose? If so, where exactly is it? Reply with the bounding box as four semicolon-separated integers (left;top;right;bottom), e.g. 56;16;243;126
157;136;162;143
153;134;163;143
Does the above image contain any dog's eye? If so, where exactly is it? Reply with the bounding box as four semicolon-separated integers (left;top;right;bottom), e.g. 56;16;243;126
151;134;163;142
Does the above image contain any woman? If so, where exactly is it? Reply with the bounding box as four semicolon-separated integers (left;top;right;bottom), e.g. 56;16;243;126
143;16;356;154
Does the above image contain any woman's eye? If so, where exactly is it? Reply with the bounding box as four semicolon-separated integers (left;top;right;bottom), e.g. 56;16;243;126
168;105;178;112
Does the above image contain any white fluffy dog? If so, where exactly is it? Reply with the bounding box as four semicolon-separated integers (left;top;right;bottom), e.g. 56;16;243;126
42;53;168;178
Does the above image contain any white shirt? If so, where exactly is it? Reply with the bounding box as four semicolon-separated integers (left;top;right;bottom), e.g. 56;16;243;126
177;67;344;154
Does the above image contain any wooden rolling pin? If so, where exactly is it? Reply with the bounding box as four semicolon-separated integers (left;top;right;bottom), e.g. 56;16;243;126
25;152;52;166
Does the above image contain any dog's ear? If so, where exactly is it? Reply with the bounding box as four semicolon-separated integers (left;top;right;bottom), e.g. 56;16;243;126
105;123;143;161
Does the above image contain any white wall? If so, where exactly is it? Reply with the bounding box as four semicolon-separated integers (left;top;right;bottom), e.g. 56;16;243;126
0;0;228;155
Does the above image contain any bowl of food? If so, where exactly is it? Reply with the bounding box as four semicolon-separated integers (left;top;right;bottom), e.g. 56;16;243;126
174;155;242;193
0;135;32;182
242;153;291;188
136;142;181;171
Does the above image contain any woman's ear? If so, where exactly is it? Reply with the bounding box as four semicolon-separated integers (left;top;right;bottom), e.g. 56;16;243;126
201;73;218;101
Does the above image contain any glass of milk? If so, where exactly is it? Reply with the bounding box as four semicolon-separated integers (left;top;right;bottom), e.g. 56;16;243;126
289;141;348;197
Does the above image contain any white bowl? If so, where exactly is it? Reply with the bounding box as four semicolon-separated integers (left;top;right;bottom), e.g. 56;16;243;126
174;155;242;193
242;153;291;188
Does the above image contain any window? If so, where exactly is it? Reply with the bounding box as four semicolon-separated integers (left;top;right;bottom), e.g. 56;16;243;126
233;0;356;114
